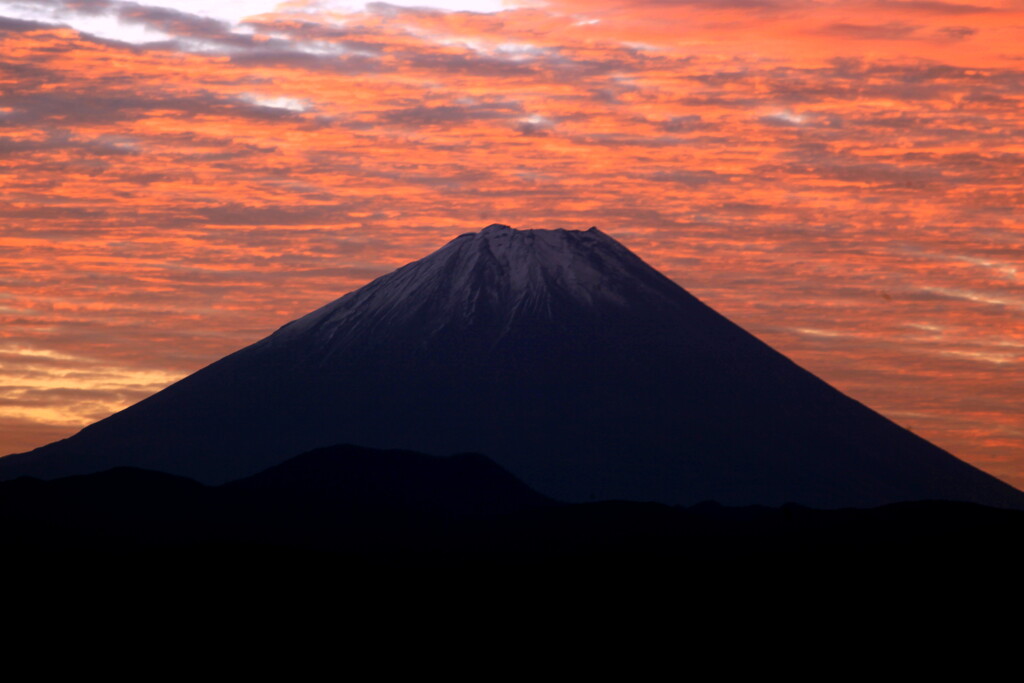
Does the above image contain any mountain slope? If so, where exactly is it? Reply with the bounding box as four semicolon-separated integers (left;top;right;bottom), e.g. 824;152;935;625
3;224;1022;509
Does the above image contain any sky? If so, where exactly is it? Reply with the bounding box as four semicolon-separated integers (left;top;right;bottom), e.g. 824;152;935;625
1;0;1022;487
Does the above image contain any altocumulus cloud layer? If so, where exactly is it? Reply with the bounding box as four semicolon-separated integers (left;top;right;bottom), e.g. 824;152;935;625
1;0;1022;486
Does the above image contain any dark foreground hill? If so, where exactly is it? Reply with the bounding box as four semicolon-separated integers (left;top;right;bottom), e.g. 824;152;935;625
4;225;1022;509
5;444;1023;591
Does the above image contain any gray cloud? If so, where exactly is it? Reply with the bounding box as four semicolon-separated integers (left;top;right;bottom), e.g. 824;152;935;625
379;102;523;128
822;22;922;40
870;0;997;15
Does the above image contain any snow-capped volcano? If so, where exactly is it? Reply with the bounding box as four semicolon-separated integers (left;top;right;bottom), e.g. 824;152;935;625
284;225;668;336
3;224;1022;509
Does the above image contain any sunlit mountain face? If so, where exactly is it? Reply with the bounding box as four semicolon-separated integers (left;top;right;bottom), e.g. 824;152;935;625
1;1;1022;489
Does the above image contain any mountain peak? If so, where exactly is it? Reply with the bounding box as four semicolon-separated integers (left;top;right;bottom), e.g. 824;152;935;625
476;223;603;234
462;223;614;252
447;223;640;283
480;222;513;233
467;223;612;246
278;224;667;343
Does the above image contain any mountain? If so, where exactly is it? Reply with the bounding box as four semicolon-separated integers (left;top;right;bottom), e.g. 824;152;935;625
225;444;554;515
2;224;1022;509
8;446;1024;589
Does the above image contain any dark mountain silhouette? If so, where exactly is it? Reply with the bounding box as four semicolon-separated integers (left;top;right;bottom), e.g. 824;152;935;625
0;443;552;557
5;445;1024;597
2;224;1021;509
225;443;553;515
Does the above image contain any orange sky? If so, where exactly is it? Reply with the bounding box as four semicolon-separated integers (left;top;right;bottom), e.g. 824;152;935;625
2;0;1022;487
